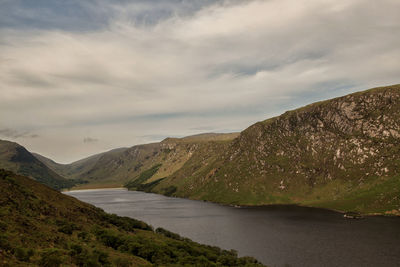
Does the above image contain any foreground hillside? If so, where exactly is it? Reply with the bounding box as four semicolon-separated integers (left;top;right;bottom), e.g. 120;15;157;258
0;169;263;266
0;140;80;190
131;85;400;215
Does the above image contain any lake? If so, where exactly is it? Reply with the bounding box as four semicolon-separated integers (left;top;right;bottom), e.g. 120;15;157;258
65;188;400;267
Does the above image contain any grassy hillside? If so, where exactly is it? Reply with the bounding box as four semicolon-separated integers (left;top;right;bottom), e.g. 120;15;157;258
35;133;239;188
0;140;81;190
33;148;128;180
0;169;264;266
145;85;400;215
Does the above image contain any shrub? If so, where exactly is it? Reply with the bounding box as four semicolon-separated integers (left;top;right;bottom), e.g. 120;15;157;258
0;220;7;231
39;249;64;267
155;227;182;240
77;231;89;241
0;233;11;251
56;220;79;235
113;257;131;267
15;247;34;262
93;249;109;265
103;213;152;231
162;185;177;196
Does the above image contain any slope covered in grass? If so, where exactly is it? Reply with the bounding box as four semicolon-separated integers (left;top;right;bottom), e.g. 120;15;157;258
35;133;239;188
146;85;400;215
0;169;264;266
0;140;81;190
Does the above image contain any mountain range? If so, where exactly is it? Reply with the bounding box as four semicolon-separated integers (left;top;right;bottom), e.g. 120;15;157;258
1;84;399;215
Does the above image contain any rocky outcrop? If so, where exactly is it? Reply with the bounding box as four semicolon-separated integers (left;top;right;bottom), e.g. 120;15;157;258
228;85;400;188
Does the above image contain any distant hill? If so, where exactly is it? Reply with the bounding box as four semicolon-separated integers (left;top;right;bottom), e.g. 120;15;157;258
0;140;79;190
33;147;127;181
0;169;264;266
35;133;239;187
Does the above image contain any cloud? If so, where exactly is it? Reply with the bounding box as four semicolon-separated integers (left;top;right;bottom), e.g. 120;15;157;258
0;0;399;162
0;128;38;139
83;137;99;143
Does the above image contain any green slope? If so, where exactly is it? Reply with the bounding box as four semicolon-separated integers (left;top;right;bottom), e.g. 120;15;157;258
0;140;80;190
35;133;239;188
0;169;264;266
147;84;400;215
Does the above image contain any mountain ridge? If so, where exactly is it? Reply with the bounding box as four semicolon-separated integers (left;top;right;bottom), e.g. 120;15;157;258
8;84;400;215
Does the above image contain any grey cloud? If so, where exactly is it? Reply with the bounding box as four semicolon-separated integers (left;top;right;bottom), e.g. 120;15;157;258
0;0;399;162
189;126;216;132
83;137;99;143
0;0;224;31
0;128;39;139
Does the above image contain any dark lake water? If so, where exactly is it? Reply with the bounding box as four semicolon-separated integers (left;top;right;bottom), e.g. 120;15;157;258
65;188;400;267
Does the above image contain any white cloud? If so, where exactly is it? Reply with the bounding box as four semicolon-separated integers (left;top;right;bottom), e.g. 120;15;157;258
1;0;399;162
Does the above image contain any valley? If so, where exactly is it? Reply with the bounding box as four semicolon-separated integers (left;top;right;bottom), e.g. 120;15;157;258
1;85;400;215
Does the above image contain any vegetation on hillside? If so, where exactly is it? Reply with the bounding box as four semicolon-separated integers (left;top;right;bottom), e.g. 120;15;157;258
0;140;84;190
0;169;265;266
35;133;239;188
149;85;400;215
125;164;162;190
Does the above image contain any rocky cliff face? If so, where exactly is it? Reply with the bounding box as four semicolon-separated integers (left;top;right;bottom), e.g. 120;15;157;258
154;85;400;214
230;85;400;188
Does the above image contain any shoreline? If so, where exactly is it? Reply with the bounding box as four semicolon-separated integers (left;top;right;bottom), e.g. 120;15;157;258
63;187;126;192
124;188;400;217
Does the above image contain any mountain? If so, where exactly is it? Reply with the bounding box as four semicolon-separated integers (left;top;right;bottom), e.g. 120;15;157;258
34;84;400;215
0;169;264;266
0;140;79;190
33;147;128;183
135;84;400;215
35;133;239;188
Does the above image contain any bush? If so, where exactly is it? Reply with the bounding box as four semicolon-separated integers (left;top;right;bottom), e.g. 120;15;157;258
77;231;89;241
56;220;79;235
95;230;124;250
125;164;162;189
0;233;11;251
0;220;7;231
155;227;182;240
69;243;83;256
162;186;177;196
102;213;152;231
39;249;64;267
113;257;131;267
15;247;34;262
93;249;109;265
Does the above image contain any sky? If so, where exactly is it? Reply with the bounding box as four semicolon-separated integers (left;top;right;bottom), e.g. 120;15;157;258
1;0;399;163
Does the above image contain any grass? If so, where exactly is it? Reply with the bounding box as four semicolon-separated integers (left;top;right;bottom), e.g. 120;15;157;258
125;164;162;190
68;182;123;190
0;169;265;266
